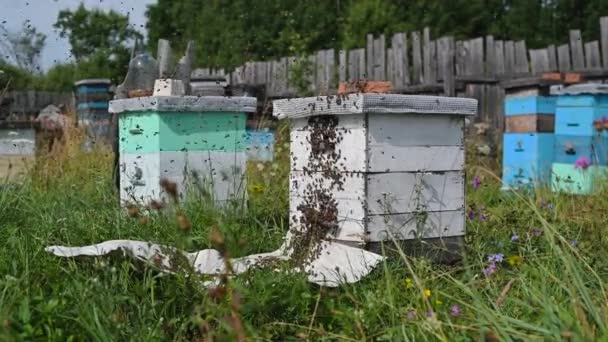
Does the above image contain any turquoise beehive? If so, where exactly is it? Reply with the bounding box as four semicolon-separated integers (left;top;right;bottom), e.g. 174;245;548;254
109;95;257;207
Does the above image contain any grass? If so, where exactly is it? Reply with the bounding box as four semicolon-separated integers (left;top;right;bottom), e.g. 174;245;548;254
2;123;608;341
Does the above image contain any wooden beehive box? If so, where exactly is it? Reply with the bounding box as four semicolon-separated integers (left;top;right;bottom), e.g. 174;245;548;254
550;83;608;195
109;95;257;206
273;94;478;262
74;79;113;150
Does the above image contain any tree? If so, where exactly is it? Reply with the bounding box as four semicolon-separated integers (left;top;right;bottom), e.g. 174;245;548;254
0;21;46;73
53;3;142;84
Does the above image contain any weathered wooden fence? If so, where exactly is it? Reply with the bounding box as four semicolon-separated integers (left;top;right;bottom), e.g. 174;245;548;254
197;16;608;133
0;91;73;118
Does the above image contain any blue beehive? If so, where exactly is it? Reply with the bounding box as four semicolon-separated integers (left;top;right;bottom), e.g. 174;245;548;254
504;96;556;116
74;79;113;151
502;133;554;189
550;84;608;195
502;94;556;190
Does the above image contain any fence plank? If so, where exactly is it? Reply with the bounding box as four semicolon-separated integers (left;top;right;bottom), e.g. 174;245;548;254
547;44;557;71
315;50;325;93
438;36;455;96
423;27;432;83
374;35;386;80
387;48;394;85
601;17;608;69
504;41;515;76
357;48;365;81
430;40;438;82
585;41;601;70
392;33;407;88
455;40;465;76
325;49;335;91
495;40;505;75
486;35;495;76
339;50;347;82
529;48;550;75
514;40;529;74
470;37;484;76
306;55;315;93
557;44;571;72
570;29;585;70
366;34;374;79
412;31;423;84
348;49;359;81
287;56;298;94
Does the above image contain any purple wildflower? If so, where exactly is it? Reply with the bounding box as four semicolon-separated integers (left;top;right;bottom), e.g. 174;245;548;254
534;229;544;236
483;263;497;276
546;203;553;211
426;310;434;318
571;240;578;247
473;175;481;189
468;210;475;220
407;309;416;320
574;156;591;170
450;305;462;317
480;214;487;221
488;253;504;263
511;234;519;242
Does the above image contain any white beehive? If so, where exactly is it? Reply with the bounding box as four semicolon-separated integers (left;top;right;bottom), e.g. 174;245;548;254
273;94;478;260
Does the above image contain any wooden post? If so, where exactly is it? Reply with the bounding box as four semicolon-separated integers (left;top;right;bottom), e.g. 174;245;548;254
412;31;423;84
570;29;585;71
601;17;608;69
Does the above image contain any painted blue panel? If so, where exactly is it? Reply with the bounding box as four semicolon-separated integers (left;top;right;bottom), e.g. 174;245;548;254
75;86;110;94
245;130;275;162
555;107;601;136
505;96;556;116
77;102;109;110
556;95;608;107
554;135;608;165
502;133;554;188
79;112;110;121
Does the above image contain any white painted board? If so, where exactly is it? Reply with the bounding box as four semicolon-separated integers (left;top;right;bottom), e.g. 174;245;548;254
366;209;465;241
289;170;366;243
290;114;367;172
367;145;465;172
367;114;464;146
366;171;464;214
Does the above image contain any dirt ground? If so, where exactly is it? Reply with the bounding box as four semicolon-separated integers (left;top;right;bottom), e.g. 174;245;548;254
0;155;35;182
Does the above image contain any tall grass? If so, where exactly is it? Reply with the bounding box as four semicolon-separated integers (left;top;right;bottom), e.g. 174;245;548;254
1;123;608;340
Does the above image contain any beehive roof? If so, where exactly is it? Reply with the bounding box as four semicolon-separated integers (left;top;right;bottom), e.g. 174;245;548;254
109;95;258;113
272;94;478;120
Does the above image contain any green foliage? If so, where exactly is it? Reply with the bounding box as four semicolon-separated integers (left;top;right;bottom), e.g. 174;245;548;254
3;21;47;73
54;3;142;61
145;0;608;70
3;135;608;339
51;3;143;86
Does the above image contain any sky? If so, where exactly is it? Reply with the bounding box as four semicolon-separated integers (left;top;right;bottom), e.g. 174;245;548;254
0;0;156;71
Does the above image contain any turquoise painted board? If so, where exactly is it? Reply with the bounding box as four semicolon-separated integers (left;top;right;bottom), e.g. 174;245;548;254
159;112;246;152
555;107;602;136
554;135;608;165
119;112;161;153
505;96;556;116
552;163;608;195
245;130;275;161
119;111;247;153
75;86;110;94
77;102;109;110
502;133;554;189
556;95;608;107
